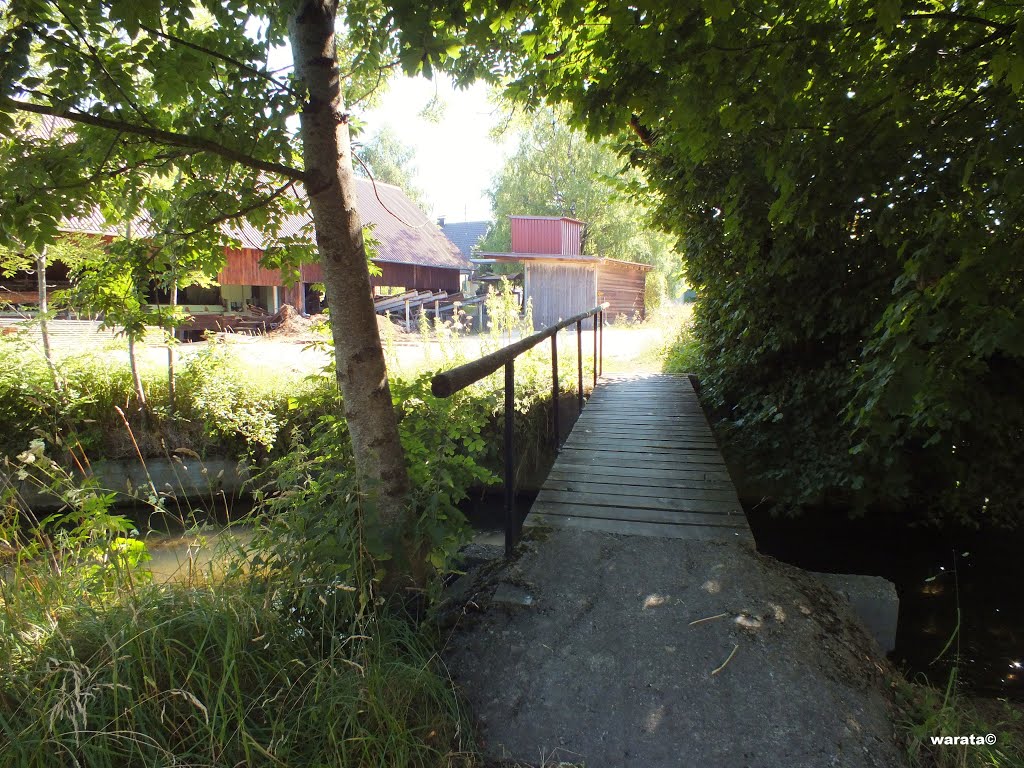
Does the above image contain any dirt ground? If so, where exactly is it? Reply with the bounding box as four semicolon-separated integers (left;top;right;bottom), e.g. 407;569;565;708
169;316;677;380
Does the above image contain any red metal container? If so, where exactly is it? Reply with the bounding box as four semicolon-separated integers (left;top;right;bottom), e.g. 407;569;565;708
511;216;584;255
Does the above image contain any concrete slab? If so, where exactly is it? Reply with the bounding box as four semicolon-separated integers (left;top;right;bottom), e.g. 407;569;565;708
444;529;906;768
815;573;900;654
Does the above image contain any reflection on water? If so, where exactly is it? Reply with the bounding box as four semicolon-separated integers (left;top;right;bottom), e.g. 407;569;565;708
748;508;1024;700
143;526;254;583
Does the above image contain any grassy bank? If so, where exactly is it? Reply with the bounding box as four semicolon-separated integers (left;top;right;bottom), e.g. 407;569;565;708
0;558;474;767
896;675;1023;767
0;297;691;463
0;440;476;767
0;304;692;768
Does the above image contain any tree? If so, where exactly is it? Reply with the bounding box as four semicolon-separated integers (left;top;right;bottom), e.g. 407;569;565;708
494;1;1024;526
479;105;680;286
0;0;509;582
355;125;427;208
0;232;107;388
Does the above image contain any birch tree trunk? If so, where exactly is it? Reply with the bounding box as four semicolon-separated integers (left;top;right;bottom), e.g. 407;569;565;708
167;278;177;412
288;1;420;586
35;248;61;390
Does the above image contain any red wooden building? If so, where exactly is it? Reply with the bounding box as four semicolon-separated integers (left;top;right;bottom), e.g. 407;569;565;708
38;179;469;334
478;216;651;327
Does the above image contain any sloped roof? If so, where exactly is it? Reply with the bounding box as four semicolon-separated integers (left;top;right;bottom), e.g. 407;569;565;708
440;220;492;257
352;180;469;270
475;251;653;270
510;215;586;225
60;178;470;271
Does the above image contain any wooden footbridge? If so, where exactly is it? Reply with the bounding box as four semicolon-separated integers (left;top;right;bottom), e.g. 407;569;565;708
525;373;751;542
431;305;752;553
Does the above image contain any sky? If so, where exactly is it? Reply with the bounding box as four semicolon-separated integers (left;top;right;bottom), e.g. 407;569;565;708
358;77;515;224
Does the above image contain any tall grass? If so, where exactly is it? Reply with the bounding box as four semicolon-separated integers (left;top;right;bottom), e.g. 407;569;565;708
1;580;472;767
895;672;1024;768
660;308;701;375
0;335;326;459
0;439;476;767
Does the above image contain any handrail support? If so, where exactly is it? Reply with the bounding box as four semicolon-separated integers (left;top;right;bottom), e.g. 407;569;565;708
576;319;583;414
551;332;560;449
430;302;609;557
504;360;516;557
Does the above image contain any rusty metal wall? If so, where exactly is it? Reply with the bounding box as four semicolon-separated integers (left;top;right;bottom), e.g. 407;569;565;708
561;219;583;254
511;217;564;254
222;252;460;299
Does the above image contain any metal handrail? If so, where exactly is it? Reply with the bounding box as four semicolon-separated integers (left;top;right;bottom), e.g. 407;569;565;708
431;302;609;556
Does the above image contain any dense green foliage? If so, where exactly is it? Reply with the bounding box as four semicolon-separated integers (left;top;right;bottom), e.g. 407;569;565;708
661;320;701;377
493;0;1024;526
0;335;320;459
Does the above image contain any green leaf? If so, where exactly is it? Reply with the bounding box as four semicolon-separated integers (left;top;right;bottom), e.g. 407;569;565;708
876;0;901;32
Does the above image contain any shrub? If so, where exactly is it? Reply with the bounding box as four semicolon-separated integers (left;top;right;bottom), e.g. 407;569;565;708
644;269;667;316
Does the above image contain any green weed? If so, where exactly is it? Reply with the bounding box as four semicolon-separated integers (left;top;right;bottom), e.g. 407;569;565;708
895;672;1024;768
661;314;701;375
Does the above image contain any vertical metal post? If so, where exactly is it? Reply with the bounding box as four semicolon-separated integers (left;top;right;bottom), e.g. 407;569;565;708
592;312;598;388
551;332;560;449
504;360;516;557
576;319;584;412
599;310;603;377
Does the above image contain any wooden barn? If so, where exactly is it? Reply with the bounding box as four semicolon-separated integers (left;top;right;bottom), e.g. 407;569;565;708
477;216;651;328
4;117;469;332
37;179;470;335
214;179;469;320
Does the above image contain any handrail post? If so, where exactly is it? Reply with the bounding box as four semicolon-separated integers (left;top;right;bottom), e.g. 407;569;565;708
504;359;516;557
551;332;560;449
576;319;583;413
592;313;598;388
599;310;603;377
428;303;607;560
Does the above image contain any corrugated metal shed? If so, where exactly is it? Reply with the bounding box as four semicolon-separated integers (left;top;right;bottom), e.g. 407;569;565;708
477;247;653;327
510;215;585;256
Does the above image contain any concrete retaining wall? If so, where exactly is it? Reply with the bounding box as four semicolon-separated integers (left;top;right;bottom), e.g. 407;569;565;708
6;458;249;510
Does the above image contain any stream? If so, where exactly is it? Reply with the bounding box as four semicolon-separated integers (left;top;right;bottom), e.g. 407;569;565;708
747;508;1023;701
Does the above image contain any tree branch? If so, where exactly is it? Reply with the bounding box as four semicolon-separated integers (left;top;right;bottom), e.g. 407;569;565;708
139;23;301;99
163;180;299;241
54;5;158;130
3;97;307;183
902;11;1016;33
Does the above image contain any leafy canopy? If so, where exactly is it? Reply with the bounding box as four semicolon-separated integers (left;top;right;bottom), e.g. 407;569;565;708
0;0;509;266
